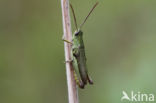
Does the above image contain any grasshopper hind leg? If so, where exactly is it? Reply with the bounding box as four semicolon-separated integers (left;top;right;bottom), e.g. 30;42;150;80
74;71;85;89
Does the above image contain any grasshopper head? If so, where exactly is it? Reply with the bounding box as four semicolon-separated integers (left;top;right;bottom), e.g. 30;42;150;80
74;29;83;36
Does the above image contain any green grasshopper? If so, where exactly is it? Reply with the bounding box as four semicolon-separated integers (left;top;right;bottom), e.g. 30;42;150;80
63;2;98;89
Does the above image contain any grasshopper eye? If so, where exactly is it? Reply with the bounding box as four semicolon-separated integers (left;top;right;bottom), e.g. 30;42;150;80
75;32;79;36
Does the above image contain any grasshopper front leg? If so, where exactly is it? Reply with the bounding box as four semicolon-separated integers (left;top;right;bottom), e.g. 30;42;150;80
63;39;73;44
62;35;73;44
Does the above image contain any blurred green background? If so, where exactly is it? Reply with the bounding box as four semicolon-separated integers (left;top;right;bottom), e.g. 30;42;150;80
0;0;156;103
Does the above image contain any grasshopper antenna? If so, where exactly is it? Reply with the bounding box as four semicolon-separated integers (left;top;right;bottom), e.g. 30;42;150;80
70;4;78;31
80;2;99;29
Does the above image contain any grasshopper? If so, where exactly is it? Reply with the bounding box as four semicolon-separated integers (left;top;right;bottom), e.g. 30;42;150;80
63;2;98;89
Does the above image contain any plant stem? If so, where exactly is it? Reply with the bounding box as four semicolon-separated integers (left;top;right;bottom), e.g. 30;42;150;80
61;0;79;103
